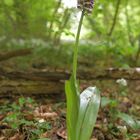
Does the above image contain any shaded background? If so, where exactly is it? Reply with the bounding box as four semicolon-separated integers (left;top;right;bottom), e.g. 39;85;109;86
0;0;139;70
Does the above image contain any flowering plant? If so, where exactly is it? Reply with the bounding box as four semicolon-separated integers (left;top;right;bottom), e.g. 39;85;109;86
65;1;101;140
77;0;95;14
116;78;127;87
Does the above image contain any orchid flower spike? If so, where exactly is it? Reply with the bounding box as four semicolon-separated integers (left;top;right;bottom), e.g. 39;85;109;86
77;0;95;14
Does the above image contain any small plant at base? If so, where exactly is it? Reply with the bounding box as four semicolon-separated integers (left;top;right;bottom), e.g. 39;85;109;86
65;1;101;140
116;78;128;96
2;97;51;139
101;81;140;138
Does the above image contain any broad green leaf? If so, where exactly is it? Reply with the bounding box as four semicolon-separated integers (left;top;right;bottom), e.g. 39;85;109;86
136;121;140;129
118;113;138;130
65;75;80;140
76;87;101;140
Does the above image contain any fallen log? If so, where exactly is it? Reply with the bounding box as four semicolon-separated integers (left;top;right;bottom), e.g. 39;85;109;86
0;48;32;61
0;68;140;81
0;80;64;96
0;68;140;96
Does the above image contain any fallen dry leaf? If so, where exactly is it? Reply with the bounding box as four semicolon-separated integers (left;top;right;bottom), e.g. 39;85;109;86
0;137;6;140
91;138;98;140
0;115;5;121
9;133;24;140
57;127;67;140
35;110;58;120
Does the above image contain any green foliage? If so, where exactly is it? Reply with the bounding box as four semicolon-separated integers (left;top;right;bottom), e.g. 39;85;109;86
101;95;140;131
65;76;80;140
0;0;140;67
2;97;35;130
101;79;140;134
101;97;118;108
118;113;140;130
1;97;51;139
65;9;101;140
0;0;72;40
76;87;100;140
65;77;101;140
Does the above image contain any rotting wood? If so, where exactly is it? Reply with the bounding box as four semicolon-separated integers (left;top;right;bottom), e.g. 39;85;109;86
0;48;32;61
0;68;140;81
0;68;140;96
0;80;64;96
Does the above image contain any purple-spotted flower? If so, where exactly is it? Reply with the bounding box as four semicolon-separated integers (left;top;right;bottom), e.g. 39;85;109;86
77;0;94;14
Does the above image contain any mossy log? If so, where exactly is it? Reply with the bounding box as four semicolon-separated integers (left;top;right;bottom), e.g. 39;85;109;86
0;68;140;81
0;67;140;96
0;48;32;61
0;80;64;96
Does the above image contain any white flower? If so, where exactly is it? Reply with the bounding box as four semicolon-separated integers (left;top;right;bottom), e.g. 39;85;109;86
38;119;45;123
117;125;127;134
116;78;127;86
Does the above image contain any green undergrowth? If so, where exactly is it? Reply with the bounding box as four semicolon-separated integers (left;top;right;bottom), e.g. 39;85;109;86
0;40;139;70
0;94;139;139
0;97;51;140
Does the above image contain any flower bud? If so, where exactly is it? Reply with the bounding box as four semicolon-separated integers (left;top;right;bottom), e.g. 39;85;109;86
77;0;94;14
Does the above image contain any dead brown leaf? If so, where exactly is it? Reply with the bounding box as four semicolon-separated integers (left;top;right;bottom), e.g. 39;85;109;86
9;133;24;140
57;127;67;140
0;137;6;140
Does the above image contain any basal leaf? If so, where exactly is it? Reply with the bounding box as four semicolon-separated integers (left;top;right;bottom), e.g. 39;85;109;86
118;112;138;130
65;75;80;140
76;87;101;140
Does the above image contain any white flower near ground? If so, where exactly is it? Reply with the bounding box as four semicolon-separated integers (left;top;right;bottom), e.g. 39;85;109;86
38;119;45;123
117;125;127;135
116;78;127;86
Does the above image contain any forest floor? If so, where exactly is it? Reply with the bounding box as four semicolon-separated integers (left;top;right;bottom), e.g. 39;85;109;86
0;48;140;140
0;80;140;140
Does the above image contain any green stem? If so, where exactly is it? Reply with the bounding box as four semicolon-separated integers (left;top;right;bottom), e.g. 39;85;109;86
73;10;85;80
